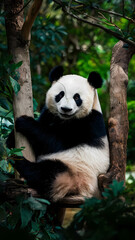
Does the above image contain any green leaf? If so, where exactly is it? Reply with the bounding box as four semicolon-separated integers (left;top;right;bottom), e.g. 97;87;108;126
20;205;33;228
109;180;125;197
102;180;125;198
34;197;50;205
33;98;38;112
10;61;23;72
0;160;14;174
0;106;9;117
9;76;20;95
31;221;40;234
8;147;25;157
0;96;10;110
0;170;9;181
23;196;48;211
102;189;111;198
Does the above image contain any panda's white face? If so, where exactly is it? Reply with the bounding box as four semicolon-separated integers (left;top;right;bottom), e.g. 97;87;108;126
46;75;95;119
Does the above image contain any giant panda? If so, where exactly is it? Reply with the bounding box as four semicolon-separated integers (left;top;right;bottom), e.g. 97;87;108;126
8;66;110;203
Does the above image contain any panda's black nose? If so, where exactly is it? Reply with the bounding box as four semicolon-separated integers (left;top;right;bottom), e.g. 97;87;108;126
61;107;72;112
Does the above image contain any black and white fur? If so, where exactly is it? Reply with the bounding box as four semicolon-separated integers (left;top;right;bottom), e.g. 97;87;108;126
7;66;110;202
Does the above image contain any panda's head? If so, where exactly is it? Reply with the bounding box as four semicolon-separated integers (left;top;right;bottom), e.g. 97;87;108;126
46;66;103;119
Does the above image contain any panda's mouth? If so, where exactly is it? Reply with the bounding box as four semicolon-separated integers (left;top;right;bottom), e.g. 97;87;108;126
59;113;75;119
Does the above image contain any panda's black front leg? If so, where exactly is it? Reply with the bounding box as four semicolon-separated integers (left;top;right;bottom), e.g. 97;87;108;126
6;116;38;150
15;115;62;157
15;115;44;155
15;115;36;135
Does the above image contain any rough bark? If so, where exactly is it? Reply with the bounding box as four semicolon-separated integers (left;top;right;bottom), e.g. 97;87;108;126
4;0;35;162
98;41;135;191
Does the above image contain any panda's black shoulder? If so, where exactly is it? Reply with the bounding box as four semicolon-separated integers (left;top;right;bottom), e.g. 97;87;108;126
86;109;107;138
38;106;53;125
38;106;61;128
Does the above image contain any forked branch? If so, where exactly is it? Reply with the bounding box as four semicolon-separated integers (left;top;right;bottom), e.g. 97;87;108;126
22;0;43;41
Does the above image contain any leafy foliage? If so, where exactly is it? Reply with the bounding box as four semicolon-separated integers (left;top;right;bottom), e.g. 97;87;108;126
53;0;135;45
0;135;25;174
0;54;22;104
0;54;24;145
31;16;67;61
0;55;24;174
63;180;135;240
0;171;60;240
1;169;135;240
30;15;67;106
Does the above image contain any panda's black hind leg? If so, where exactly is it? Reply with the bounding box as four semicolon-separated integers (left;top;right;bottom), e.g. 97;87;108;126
14;158;69;200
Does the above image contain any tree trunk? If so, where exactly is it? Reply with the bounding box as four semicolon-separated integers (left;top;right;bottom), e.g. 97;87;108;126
98;40;135;191
4;0;35;162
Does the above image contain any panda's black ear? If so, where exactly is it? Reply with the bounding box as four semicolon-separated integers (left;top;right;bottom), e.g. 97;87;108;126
88;71;103;89
49;66;64;83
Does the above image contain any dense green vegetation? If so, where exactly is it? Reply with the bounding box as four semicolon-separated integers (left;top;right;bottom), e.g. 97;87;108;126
0;0;135;239
0;170;135;240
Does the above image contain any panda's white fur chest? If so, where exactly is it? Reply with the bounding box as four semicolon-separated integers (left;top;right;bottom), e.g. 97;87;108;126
37;136;109;201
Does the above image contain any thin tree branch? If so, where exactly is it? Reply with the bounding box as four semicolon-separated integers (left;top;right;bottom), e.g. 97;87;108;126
74;7;123;30
98;12;123;34
93;6;135;23
53;0;135;47
21;0;43;41
74;0;135;23
73;7;115;27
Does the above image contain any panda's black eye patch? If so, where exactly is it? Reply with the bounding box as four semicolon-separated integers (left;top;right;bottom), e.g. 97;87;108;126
73;93;82;107
55;91;65;103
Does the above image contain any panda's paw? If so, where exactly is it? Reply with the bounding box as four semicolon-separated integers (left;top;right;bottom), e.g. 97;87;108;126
15;115;34;132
